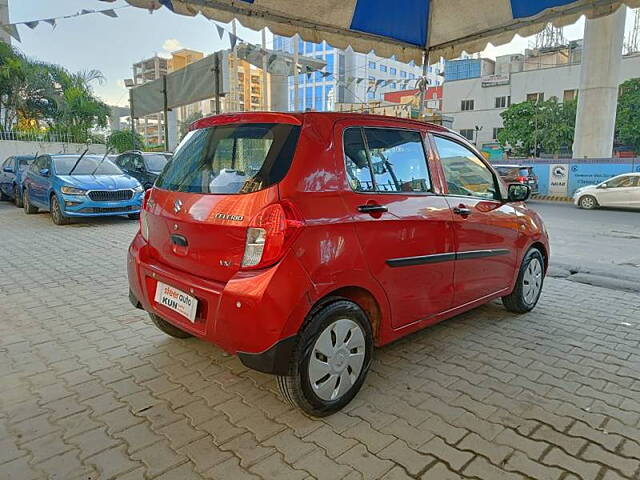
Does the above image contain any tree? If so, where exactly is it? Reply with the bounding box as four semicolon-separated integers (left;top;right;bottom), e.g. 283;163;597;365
615;78;640;152
498;97;576;157
107;130;144;153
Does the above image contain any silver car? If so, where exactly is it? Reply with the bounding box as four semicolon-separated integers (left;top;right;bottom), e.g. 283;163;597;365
574;172;640;210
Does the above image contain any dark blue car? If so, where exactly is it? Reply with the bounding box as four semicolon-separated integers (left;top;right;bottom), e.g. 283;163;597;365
0;155;36;207
22;153;144;225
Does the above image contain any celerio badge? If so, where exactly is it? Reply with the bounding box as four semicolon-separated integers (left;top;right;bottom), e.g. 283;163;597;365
173;199;183;214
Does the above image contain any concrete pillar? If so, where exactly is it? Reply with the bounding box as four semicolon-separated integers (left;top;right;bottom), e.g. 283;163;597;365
0;0;9;44
573;7;626;158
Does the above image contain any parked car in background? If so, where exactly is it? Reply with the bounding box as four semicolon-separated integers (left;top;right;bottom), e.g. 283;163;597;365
22;153;144;225
573;172;640;210
0;155;36;207
493;164;538;194
115;151;172;190
128;112;549;416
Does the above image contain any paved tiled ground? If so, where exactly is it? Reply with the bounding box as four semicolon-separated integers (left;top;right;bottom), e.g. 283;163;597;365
2;202;640;480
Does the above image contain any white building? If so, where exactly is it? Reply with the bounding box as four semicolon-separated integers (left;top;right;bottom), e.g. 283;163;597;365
442;50;640;148
273;35;443;111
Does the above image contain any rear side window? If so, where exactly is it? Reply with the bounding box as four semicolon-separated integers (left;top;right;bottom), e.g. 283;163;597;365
343;127;431;193
519;167;533;176
156;123;300;194
495;166;518;176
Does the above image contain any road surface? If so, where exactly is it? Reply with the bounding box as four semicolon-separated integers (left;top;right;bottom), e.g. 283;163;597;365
529;200;640;293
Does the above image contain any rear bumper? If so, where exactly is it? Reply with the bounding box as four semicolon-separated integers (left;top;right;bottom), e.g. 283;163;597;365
127;233;312;374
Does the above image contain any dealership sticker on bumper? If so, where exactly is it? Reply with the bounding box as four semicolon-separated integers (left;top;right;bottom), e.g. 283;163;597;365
154;282;198;322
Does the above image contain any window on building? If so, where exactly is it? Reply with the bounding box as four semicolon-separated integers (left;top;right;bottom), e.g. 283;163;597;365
563;89;577;102
461;100;475;111
368;75;375;82
459;129;475;141
305;41;313;54
527;92;544;103
315;86;323;111
368;61;376;69
390;82;397;89
305;86;313;110
400;71;407;78
390;67;397;75
325;54;335;81
367;91;375;100
380;64;387;73
315;41;324;52
495;96;508;108
492;127;503;140
408;73;415;79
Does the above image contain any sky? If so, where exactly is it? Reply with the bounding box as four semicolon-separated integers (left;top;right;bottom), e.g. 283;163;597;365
6;1;637;107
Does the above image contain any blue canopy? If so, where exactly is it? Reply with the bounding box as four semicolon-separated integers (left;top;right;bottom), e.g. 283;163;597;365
102;0;638;61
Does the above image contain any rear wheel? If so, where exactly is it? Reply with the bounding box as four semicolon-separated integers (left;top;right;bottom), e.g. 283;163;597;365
23;189;38;214
149;313;192;339
14;185;23;207
50;195;71;225
502;248;545;313
579;195;598;210
277;299;373;417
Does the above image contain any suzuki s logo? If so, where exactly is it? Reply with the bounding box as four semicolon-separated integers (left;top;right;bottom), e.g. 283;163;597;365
173;199;183;214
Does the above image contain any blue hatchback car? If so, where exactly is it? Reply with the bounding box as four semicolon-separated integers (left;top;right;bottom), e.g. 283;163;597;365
22;153;144;225
0;155;36;207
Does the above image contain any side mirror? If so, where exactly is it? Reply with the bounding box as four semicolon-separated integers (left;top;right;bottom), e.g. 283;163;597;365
39;168;50;177
597;184;607;189
507;183;531;202
3;166;13;173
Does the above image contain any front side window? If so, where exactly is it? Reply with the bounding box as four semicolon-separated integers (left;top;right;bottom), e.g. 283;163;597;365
434;136;499;200
344;127;431;194
155;123;300;195
144;154;170;173
605;175;638;188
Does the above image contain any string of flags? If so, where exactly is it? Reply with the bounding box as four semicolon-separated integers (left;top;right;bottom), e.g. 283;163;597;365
0;6;128;43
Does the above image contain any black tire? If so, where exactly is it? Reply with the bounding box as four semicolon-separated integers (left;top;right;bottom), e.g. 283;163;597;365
128;213;140;220
50;195;71;225
277;299;373;417
579;195;598;210
502;248;545;314
149;313;192;339
23;189;38;214
0;188;9;201
14;185;23;208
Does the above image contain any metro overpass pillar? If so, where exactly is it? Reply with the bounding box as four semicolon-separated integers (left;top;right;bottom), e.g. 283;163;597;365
573;7;626;158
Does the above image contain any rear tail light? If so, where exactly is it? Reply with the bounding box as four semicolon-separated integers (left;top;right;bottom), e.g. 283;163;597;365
241;201;304;270
516;176;528;183
140;189;152;241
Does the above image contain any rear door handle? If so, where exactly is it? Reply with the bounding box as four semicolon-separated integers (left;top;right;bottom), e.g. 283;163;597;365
453;205;472;216
358;204;388;214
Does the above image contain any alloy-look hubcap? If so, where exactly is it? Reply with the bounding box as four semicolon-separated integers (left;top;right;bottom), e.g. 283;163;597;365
582;197;594;208
522;258;543;305
308;318;366;401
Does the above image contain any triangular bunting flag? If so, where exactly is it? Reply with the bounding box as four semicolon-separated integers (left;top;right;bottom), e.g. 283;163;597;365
24;21;39;30
159;0;175;11
322;71;331;78
356;78;364;84
229;33;238;50
216;24;225;40
2;24;21;42
44;18;56;29
100;9;118;18
80;9;95;15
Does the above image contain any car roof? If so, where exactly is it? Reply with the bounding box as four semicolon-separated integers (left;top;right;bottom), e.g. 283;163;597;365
493;164;531;168
192;111;453;135
121;151;172;155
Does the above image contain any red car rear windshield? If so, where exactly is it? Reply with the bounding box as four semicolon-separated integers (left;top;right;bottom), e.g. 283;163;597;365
156;123;300;194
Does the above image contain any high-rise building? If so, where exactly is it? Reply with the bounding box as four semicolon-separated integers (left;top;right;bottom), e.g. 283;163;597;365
272;35;443;112
0;0;9;44
132;55;168;146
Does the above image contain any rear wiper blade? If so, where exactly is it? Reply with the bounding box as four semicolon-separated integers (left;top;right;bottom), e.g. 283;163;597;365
90;147;113;176
68;148;89;176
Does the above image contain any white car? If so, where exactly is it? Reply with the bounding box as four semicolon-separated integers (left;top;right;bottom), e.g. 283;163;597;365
573;172;640;210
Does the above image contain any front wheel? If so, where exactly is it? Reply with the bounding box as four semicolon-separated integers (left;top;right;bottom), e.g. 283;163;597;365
14;185;23;208
50;195;71;225
23;189;38;214
579;195;598;210
277;299;373;417
502;248;545;313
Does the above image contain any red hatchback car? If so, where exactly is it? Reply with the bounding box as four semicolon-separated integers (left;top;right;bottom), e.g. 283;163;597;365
128;112;549;416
